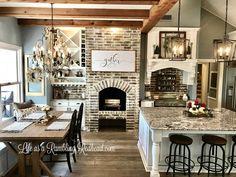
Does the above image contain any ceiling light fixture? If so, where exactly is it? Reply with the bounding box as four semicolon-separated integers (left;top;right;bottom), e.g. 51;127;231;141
31;3;71;78
168;0;191;61
213;0;236;62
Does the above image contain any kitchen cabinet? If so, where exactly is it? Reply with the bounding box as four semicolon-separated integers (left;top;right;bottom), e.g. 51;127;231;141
138;107;236;174
52;99;84;111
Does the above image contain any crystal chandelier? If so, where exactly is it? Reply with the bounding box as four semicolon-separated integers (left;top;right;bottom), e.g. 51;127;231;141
32;3;71;77
213;0;236;62
168;0;191;61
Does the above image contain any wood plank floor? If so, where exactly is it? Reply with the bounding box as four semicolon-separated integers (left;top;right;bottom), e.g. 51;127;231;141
9;131;149;177
68;131;149;177
9;131;236;177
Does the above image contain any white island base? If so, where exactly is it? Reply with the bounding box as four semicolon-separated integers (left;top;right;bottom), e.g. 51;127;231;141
138;107;236;177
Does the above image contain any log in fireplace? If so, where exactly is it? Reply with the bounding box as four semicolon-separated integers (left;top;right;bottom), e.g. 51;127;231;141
99;87;126;111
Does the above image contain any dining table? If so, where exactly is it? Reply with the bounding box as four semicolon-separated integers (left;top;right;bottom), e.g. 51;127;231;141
0;111;72;177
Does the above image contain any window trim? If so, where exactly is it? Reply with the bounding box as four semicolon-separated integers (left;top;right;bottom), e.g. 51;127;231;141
0;42;23;120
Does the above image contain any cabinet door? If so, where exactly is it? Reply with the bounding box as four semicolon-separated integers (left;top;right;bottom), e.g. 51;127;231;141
52;100;68;107
70;106;79;111
53;106;68;111
69;100;82;107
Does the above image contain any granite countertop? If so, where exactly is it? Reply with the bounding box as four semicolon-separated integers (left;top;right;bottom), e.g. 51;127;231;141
140;107;236;131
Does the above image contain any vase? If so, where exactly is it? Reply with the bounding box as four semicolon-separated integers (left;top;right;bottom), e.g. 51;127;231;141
45;110;49;118
154;54;159;59
182;94;188;101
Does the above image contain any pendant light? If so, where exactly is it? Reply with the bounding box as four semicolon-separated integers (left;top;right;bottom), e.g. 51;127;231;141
169;0;191;61
214;0;236;62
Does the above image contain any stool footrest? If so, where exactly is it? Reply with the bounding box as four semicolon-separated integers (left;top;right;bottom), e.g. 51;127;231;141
165;155;195;172
197;156;229;172
228;156;236;168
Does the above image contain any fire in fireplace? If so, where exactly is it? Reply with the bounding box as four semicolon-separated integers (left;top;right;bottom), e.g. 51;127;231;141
99;87;126;111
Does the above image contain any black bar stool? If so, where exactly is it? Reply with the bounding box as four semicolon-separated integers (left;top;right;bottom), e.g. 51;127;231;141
228;135;236;174
197;135;228;177
165;134;195;177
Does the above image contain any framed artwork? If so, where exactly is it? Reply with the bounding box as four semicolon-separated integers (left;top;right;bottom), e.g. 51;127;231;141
25;55;44;96
91;50;135;72
159;31;186;58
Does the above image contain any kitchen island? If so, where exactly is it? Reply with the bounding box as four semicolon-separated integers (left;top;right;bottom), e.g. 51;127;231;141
138;107;236;177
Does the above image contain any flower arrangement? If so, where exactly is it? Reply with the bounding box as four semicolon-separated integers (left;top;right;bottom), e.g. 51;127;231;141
41;105;51;117
185;99;212;117
41;105;51;111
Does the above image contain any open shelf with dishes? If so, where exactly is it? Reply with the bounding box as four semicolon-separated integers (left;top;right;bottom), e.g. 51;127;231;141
51;66;86;85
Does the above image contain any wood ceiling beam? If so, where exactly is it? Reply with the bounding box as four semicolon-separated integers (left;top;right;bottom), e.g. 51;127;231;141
18;19;143;28
0;7;149;19
0;0;159;5
141;0;178;33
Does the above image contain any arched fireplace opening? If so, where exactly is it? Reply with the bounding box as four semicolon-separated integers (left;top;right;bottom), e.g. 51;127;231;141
99;87;126;111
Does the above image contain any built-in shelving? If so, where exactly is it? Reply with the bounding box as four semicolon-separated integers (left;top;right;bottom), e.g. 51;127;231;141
50;28;86;86
51;82;86;86
156;69;177;92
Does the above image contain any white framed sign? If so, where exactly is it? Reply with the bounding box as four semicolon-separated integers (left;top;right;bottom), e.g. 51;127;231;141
91;50;135;72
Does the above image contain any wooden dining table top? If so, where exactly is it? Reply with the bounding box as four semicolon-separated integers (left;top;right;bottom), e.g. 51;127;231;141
0;111;70;142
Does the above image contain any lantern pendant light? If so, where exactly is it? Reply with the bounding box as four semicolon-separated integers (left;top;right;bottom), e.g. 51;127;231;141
169;0;190;61
214;0;236;62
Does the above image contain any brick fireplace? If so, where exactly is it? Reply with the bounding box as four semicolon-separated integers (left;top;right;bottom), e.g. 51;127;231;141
85;28;140;131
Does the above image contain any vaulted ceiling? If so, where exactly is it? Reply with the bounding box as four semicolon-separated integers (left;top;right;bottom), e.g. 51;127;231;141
0;0;178;33
202;0;236;28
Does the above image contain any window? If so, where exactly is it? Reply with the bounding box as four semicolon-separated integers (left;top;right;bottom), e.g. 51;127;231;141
210;72;217;88
209;71;218;99
0;42;23;120
0;49;18;84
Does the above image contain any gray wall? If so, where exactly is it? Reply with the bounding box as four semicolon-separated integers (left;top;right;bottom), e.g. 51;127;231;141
199;9;236;59
0;17;22;46
140;34;147;100
157;0;201;27
21;26;45;55
21;26;51;104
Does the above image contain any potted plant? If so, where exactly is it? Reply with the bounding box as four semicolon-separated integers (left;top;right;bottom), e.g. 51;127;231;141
153;45;160;59
186;44;192;59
